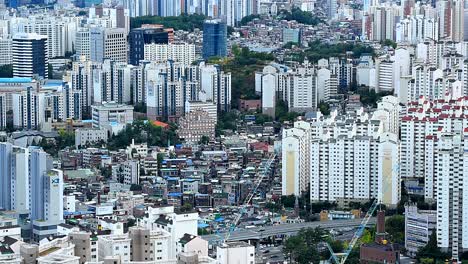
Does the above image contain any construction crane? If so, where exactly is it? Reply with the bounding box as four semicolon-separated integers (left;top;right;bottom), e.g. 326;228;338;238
327;199;379;264
223;154;276;243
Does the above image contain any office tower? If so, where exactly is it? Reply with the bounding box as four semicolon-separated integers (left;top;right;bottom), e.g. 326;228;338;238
90;27;127;63
12;87;45;130
129;26;173;65
75;28;90;60
202;19;227;59
283;28;302;44
12;33;48;79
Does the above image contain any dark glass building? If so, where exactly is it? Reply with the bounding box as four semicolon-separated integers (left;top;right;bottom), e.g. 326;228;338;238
129;26;173;65
12;33;48;79
202;19;227;59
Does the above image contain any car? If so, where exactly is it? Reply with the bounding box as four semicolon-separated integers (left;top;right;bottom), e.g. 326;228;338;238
271;255;278;258
263;250;270;253
259;228;265;232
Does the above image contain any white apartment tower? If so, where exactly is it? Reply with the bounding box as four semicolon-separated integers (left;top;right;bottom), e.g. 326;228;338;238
144;43;196;65
12;87;45;130
436;133;468;260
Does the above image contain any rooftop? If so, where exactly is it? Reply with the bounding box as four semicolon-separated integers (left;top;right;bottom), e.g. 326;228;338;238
0;77;33;83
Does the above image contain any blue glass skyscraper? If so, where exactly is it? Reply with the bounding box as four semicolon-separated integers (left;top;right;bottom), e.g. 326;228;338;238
202;19;227;59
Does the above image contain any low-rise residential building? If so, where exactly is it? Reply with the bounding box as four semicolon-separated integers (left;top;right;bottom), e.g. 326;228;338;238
178;109;216;144
75;128;108;148
91;102;133;134
98;234;131;262
405;205;436;257
37;254;80;264
129;226;171;262
0;215;21;240
216;241;255;264
176;233;209;257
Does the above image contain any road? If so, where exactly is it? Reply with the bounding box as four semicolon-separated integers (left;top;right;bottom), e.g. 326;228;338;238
202;218;376;243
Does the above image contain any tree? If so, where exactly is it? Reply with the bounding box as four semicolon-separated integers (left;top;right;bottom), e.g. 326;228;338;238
278;7;323;26
357;88;393;107
101;167;112;179
319;102;330;116
385;215;405;244
381;39;397;49
240;14;261;25
199;135;210;145
108;119;180;150
416;231;451;262
133;102;147;113
275;100;301;122
180;203;193;213
127;218;136;228
130;13;207;31
130;184;143;193
299;41;375;63
283;228;325;264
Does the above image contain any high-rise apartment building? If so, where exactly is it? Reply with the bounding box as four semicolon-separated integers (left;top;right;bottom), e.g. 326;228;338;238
0;143;29;214
144;43;196;65
0;93;6;129
12;87;45;130
436;133;468;260
400;96;468;194
129;26;173;65
29;147;51;221
92;59;132;104
12;33;48;79
282;97;401;206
